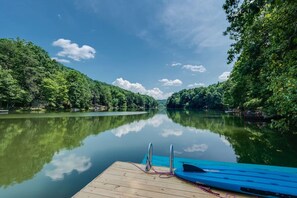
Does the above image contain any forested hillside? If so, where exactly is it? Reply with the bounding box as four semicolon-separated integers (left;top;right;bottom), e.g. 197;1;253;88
166;83;224;110
223;0;297;130
167;1;296;132
0;38;158;110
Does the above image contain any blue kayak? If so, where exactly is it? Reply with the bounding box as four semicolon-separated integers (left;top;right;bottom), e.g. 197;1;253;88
142;155;297;197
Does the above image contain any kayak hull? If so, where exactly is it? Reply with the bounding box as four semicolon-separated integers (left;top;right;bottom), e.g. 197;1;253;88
142;155;297;197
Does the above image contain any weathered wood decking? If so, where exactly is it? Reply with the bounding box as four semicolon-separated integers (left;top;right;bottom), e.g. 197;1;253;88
73;161;252;198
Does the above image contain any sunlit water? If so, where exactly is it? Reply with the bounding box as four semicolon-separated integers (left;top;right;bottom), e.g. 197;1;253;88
0;110;296;198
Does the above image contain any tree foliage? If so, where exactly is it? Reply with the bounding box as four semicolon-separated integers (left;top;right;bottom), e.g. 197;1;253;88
0;66;25;107
223;0;297;131
0;38;158;110
166;83;225;110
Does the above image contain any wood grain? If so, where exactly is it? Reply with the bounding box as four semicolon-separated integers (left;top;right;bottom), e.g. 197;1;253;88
72;161;253;198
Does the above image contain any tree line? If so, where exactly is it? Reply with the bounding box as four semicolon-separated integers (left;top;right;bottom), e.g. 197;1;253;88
0;38;158;110
166;83;224;110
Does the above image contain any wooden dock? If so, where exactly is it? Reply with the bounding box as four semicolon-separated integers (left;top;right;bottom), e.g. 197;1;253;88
73;161;252;198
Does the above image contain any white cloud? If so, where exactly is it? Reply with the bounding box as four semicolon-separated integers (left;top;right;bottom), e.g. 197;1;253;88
146;88;173;100
182;64;206;73
170;62;207;74
219;71;230;81
52;38;96;61
159;79;182;86
187;83;205;88
45;154;91;180
184;144;208;152
52;57;70;63
112;78;146;93
161;129;183;137
160;0;230;49
112;78;172;100
171;62;182;67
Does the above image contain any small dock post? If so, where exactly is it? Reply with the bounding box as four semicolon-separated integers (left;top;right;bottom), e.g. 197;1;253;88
145;142;153;172
170;144;174;174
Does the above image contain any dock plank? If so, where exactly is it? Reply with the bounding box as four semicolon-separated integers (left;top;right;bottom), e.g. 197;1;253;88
73;161;253;198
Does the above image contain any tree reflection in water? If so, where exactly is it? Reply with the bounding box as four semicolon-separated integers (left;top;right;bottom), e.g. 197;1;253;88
0;112;155;187
167;110;297;167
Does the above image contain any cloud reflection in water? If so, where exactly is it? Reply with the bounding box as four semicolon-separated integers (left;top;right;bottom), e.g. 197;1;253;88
184;144;208;152
161;129;183;137
45;154;91;181
111;114;169;138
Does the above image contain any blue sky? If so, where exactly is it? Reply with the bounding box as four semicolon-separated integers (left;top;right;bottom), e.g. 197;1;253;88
0;0;232;99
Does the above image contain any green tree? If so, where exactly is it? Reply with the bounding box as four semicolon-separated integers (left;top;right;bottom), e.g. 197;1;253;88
167;83;225;110
66;71;92;109
41;72;69;108
223;0;297;131
0;66;24;108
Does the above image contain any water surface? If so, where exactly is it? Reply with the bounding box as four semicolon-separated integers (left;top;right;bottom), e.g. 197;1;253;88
0;110;296;198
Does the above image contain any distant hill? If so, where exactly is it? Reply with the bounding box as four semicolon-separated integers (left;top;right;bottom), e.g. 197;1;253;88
0;38;158;110
157;99;167;109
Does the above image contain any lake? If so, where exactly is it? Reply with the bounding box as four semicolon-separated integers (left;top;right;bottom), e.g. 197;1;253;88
1;110;297;198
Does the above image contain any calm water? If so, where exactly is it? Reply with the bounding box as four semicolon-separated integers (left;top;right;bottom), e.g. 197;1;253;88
0;110;297;198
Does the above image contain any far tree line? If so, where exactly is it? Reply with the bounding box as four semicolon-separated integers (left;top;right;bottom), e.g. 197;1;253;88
166;83;224;110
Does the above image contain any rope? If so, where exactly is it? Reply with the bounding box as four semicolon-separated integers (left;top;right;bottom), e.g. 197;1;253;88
151;166;174;178
196;185;224;198
129;162;173;176
177;175;226;198
129;162;239;197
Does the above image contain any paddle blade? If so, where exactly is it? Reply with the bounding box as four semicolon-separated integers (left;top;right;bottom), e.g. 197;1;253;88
183;164;206;173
